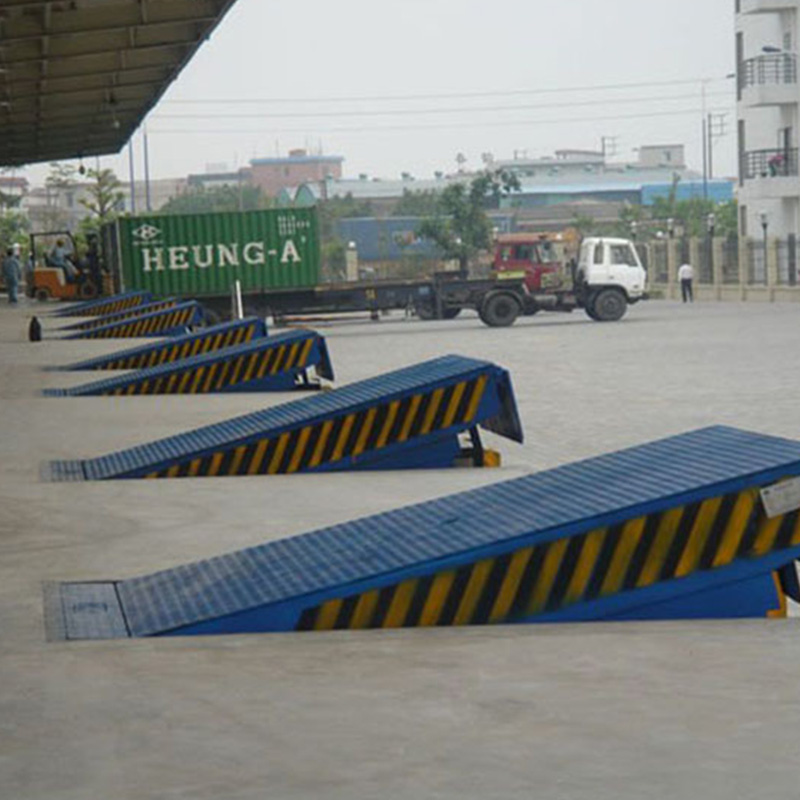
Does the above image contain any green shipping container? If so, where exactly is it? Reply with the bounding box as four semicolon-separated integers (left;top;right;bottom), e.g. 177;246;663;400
108;208;320;297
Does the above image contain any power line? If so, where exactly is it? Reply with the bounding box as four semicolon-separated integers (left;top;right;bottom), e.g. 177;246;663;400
149;105;736;136
153;91;732;121
160;76;735;106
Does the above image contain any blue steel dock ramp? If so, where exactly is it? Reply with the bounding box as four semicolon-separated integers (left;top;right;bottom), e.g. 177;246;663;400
54;318;268;371
62;301;204;339
43;329;334;396
47;427;800;639
50;290;152;318
55;299;179;332
45;355;522;480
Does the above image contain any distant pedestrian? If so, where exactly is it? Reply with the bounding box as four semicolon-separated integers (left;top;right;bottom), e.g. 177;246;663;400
678;262;694;304
2;247;21;304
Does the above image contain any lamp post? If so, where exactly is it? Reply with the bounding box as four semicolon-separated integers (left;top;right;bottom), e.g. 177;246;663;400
667;218;675;239
759;210;769;284
630;220;638;241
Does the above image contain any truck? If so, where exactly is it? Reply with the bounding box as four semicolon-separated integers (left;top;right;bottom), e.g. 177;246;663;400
99;209;646;328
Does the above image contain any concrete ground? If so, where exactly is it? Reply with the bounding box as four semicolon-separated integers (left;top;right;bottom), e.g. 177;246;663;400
2;297;800;799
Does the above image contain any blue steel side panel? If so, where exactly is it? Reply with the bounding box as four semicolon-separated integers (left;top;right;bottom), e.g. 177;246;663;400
74;355;513;479
42;329;325;397
54;318;268;371
62;302;203;340
56;299;178;331
51;291;152;317
114;427;800;636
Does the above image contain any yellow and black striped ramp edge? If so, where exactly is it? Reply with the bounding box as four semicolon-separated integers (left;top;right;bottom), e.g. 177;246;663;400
47;427;800;638
53;318;268;372
43;329;334;396
56;299;179;332
62;301;204;339
50;291;152;318
44;354;522;481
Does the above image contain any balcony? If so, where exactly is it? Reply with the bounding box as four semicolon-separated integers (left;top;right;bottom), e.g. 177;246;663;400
740;54;798;106
743;148;800;198
739;0;799;13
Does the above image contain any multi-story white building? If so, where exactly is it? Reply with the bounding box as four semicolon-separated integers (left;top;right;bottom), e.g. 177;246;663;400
736;0;799;240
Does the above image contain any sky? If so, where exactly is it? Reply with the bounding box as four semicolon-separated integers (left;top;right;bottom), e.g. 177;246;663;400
21;0;739;186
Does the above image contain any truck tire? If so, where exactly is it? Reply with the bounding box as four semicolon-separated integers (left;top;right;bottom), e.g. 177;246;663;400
591;288;627;322
479;292;521;328
584;298;600;321
414;300;436;320
441;307;461;320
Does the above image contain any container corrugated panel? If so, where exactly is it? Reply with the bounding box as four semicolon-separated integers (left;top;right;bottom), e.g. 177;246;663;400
51;426;800;638
115;208;319;297
43;329;333;397
62;301;203;339
54;318;267;371
46;355;521;480
57;299;179;331
51;290;152;318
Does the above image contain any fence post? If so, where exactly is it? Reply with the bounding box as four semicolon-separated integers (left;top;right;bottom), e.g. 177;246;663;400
689;239;701;297
738;237;748;301
666;239;678;300
767;237;779;302
712;236;724;300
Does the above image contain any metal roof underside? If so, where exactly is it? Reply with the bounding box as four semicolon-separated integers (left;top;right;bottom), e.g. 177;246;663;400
0;0;238;167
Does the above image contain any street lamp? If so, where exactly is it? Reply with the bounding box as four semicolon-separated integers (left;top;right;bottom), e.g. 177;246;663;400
630;220;638;241
707;213;716;238
759;210;768;284
667;218;675;239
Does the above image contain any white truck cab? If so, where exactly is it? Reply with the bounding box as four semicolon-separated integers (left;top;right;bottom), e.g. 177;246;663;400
576;237;647;321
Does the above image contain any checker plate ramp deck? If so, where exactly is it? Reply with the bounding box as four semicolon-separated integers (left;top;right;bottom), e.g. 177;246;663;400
51;291;152;318
43;329;334;396
54;318;267;372
62;301;204;339
56;299;179;331
49;427;800;640
45;355;522;481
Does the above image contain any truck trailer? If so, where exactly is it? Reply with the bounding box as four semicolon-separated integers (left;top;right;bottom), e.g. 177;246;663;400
101;209;646;327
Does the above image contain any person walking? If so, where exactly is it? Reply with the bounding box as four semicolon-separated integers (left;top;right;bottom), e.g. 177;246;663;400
678;261;694;304
2;247;22;305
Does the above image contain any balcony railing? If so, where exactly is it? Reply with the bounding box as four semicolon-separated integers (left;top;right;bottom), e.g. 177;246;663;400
743;147;799;179
740;53;798;90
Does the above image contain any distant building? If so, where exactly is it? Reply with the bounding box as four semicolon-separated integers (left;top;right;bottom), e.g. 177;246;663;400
0;175;29;205
249;149;344;198
736;0;799;239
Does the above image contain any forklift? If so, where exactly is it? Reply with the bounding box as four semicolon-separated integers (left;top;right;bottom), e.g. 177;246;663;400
27;231;102;302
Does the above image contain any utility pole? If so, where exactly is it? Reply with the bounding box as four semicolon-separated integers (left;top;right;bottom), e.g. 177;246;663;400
707;113;728;181
128;139;137;215
143;125;152;213
702;116;708;200
601;136;619;161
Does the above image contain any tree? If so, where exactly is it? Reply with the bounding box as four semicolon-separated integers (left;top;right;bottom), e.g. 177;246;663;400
417;170;520;272
159;183;268;216
391;189;440;218
39;162;78;230
79;168;125;236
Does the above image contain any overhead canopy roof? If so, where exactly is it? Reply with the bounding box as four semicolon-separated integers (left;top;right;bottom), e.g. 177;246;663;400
0;0;238;167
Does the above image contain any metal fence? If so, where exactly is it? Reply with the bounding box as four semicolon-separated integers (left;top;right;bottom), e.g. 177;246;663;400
747;241;767;285
776;237;799;286
721;237;740;285
649;241;669;284
697;237;713;284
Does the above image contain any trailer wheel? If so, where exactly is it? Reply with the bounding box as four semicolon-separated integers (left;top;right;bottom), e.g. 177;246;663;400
414;300;436;320
479;292;521;328
592;288;627;322
35;287;51;302
441;307;461;320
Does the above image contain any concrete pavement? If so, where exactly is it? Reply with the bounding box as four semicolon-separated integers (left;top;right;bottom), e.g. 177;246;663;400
3;298;800;799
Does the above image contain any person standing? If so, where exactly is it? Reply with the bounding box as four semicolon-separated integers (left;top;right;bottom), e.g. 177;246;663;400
678;261;694;304
2;247;22;305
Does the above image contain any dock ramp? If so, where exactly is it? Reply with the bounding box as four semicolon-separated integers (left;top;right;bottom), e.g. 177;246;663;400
53;318;268;371
56;299;179;332
43;329;334;396
46;427;800;638
44;355;522;480
50;291;153;318
61;301;204;339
